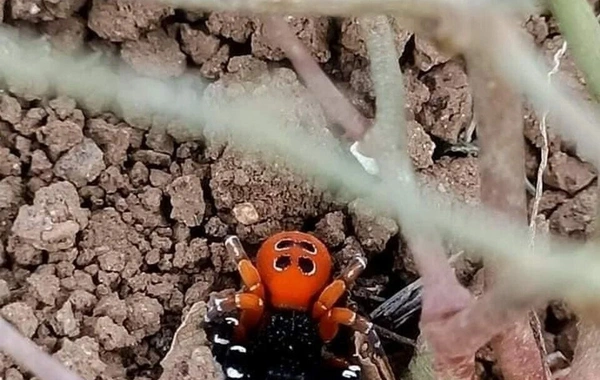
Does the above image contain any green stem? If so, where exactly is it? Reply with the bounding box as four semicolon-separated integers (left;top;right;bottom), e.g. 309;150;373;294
549;0;600;101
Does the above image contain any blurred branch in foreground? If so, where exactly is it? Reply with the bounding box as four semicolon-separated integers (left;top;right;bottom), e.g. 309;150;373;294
468;40;550;379
0;318;84;380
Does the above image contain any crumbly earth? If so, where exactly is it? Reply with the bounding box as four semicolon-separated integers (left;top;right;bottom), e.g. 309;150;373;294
0;3;594;380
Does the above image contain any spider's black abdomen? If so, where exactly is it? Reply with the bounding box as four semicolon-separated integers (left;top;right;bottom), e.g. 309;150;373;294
207;310;362;380
251;310;322;379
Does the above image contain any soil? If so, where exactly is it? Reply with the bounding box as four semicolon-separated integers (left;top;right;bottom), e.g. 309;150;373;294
0;2;595;380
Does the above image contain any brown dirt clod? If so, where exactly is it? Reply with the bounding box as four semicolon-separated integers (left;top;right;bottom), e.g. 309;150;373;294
87;0;173;42
166;175;205;227
11;181;89;252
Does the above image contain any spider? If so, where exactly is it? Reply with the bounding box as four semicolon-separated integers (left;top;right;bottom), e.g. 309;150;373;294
204;231;386;380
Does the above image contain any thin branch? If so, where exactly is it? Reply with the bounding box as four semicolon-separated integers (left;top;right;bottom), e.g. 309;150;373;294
0;318;85;380
548;0;600;101
263;16;371;141
468;29;551;380
529;41;568;244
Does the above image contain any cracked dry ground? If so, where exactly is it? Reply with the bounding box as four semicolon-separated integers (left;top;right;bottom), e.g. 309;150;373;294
0;1;598;379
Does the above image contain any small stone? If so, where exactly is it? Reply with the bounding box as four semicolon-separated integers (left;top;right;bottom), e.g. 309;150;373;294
550;186;596;239
14;108;46;136
407;120;435;169
314;211;346;248
232;202;260;225
145;128;175;155
544;152;596;195
95;316;134;350
11;181;89;252
348;198;398;255
420;61;473;143
29;150;53;176
37;120;84;157
166;175;205;227
121;29;186;78
413;36;452;71
94;293;127;324
26;272;60;306
53;337;106;380
130;161;150;187
88;0;173;42
180;24;221;65
50;300;80;337
204;216;228;238
132;150;171;167
0;147;21;176
0;280;10;305
1;302;39;338
0;95;22;125
87;118;131;166
54;138;106;187
125;293;163;339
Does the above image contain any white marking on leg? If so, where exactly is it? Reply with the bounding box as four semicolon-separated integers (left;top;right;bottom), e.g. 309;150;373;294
348;365;361;372
356;256;367;269
214;297;226;312
230;345;247;353
346;268;356;280
342;369;358;378
225;317;239;326
213;334;230;345
226;367;244;379
365;322;373;333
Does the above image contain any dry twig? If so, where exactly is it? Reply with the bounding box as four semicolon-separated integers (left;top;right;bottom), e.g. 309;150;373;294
468;45;551;379
0;318;84;380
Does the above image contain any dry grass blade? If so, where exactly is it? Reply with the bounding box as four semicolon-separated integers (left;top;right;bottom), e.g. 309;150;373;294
0;318;85;380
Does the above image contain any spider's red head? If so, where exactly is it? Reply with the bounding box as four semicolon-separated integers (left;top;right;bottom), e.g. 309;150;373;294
256;231;332;311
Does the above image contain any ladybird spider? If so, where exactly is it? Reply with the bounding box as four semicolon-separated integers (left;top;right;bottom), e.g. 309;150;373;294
204;231;386;380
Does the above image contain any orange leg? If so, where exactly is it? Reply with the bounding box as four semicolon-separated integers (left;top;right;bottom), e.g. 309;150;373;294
312;254;367;321
318;307;385;357
207;292;265;341
225;235;265;301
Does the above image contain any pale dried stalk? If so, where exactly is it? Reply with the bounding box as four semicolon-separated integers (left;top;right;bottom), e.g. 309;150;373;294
529;40;568;244
468;42;550;380
0;318;84;380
